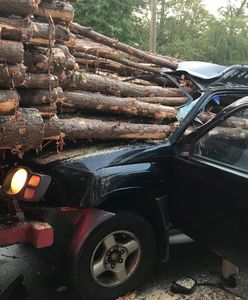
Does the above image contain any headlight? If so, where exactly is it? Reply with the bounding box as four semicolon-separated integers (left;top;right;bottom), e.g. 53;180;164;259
1;166;51;202
10;168;28;194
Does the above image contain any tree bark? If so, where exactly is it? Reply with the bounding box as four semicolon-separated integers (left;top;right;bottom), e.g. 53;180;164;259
209;127;248;140
0;90;19;115
24;46;67;74
158;0;166;42
149;0;157;53
120;77;157;86
55;25;76;47
75;57;145;77
74;52;161;75
0;17;75;46
33;104;57;118
0;0;40;17
72;38;141;62
62;72;186;97
44;116;172;141
19;87;64;105
36;1;74;23
236;0;247;16
223;116;248;130
32;22;74;47
55;44;78;72
198;112;215;123
60;91;177;120
20;73;59;89
0;17;33;43
0;17;54;45
69;23;178;70
0;108;44;153
72;39;160;74
0;40;24;64
137;96;188;106
0;64;26;88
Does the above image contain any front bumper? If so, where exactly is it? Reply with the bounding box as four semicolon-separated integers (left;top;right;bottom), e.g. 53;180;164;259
0;220;54;248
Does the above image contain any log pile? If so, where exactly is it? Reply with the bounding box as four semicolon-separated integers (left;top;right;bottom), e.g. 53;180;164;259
0;0;193;155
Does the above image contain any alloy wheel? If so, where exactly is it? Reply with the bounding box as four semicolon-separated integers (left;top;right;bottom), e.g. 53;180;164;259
90;230;141;288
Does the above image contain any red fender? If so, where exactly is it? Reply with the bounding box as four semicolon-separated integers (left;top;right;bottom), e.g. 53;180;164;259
68;208;114;257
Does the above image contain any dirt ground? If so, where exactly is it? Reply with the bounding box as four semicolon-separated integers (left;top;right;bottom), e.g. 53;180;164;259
0;243;247;300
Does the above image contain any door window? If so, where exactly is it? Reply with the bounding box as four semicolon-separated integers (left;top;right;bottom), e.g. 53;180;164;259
182;93;248;136
192;108;248;172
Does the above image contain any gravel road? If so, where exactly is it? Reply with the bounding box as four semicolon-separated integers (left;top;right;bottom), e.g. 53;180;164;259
0;243;247;300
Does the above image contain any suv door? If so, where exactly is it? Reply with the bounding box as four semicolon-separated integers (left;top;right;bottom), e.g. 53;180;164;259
170;101;248;266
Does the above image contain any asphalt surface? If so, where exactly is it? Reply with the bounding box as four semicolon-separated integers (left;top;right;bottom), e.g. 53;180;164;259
0;243;248;300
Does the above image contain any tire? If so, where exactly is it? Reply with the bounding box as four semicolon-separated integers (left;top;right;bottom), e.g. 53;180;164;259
72;213;156;300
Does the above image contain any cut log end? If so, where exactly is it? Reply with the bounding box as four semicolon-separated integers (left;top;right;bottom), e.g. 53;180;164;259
0;108;44;154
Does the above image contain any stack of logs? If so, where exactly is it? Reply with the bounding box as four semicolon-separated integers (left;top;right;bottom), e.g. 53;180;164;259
0;0;191;155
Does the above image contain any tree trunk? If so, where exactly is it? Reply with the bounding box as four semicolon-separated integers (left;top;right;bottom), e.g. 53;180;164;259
55;25;76;47
198;112;215;123
72;38;141;62
33;104;57;118
137;96;188;106
0;64;26;88
20;73;59;89
0;0;39;17
0;17;75;46
65;58;79;72
69;23;178;70
36;1;74;23
149;0;157;53
62;72;186;97
74;52;160;75
75;57;145;77
209;127;248;140
0;40;24;64
30;20;45;44
120;77;157;86
223;116;248;129
44;116;172;141
0;108;44;153
72;39;161;74
19;87;64;105
60;91;177;120
24;46;67;74
0;18;55;46
0;90;19;115
0;17;33;43
55;44;78;72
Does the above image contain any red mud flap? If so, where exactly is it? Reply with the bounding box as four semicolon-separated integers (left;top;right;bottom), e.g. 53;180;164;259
0;221;54;249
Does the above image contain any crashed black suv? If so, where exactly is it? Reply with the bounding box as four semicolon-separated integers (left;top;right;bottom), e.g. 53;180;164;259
2;63;248;300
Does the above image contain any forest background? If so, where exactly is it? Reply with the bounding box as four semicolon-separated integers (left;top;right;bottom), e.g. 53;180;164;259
74;0;248;66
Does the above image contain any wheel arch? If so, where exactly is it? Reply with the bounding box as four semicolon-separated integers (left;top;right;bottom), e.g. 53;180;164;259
99;187;169;261
72;211;157;300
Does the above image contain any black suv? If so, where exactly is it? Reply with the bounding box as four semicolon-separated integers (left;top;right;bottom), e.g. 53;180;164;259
2;63;248;300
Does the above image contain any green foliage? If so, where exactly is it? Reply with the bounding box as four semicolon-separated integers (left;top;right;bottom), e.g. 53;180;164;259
74;0;146;46
204;5;248;65
74;0;248;65
157;0;213;60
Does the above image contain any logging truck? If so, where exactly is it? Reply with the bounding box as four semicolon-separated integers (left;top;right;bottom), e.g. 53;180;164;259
1;63;248;300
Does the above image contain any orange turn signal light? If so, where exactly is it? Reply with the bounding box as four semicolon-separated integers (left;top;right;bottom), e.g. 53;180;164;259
60;207;80;212
24;188;36;200
28;175;41;187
